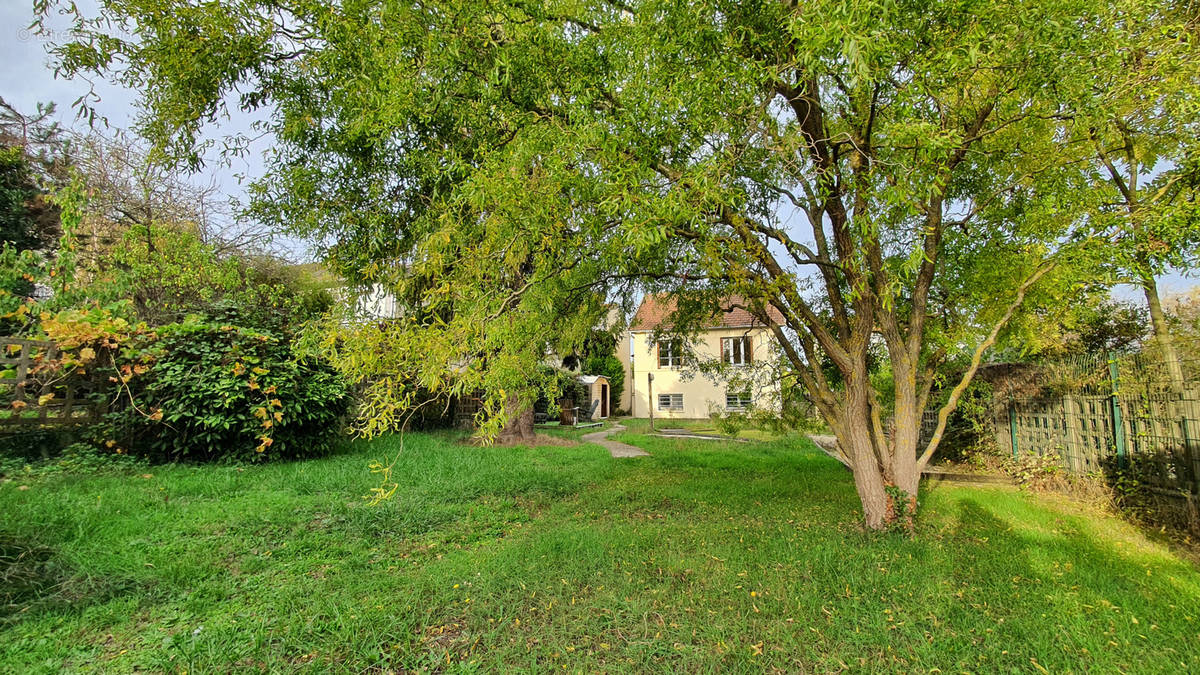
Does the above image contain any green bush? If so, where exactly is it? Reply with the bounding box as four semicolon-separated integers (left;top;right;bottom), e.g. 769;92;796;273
532;367;589;416
934;380;997;462
103;318;350;462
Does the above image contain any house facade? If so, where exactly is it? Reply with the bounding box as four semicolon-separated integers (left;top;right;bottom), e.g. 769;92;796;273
618;295;783;419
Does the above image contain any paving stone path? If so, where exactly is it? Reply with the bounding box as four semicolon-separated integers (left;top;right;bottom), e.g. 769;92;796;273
582;423;650;458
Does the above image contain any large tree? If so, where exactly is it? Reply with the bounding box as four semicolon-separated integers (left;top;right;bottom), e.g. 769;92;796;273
1065;3;1200;391
44;0;1188;528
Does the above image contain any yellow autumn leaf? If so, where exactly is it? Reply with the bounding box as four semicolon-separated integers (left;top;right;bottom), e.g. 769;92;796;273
37;393;55;406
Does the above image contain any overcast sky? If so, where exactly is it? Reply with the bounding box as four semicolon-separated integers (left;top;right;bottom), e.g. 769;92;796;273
3;2;1195;300
1;1;300;255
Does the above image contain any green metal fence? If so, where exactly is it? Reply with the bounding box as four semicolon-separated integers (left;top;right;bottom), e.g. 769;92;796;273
1001;352;1200;498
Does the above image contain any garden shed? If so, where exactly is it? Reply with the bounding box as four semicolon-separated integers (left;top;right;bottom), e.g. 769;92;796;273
578;375;611;420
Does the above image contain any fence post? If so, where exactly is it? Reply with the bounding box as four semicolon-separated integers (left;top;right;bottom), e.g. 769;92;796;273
1008;402;1019;460
1108;352;1127;470
647;372;655;433
1183;415;1198;497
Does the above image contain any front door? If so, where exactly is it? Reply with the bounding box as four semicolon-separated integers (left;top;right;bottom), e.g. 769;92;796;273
600;384;609;418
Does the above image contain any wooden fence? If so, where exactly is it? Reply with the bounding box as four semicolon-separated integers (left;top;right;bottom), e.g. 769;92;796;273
0;338;105;430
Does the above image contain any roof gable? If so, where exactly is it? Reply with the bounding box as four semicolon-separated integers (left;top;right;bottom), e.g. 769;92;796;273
629;294;784;332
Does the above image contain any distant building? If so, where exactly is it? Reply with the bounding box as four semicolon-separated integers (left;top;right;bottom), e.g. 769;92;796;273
619;295;783;419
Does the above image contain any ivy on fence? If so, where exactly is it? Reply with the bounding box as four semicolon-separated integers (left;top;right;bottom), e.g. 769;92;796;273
1;338;105;429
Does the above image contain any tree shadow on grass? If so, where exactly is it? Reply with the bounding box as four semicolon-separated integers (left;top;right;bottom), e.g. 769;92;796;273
0;530;141;628
907;493;1200;672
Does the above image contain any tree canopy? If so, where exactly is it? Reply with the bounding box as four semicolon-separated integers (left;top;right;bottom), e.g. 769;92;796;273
42;0;1200;528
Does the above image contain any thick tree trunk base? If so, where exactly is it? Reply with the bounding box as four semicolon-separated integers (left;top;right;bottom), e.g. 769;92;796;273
495;394;534;444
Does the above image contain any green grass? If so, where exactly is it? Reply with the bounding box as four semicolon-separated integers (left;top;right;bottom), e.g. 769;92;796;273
2;427;1198;673
627;417;787;442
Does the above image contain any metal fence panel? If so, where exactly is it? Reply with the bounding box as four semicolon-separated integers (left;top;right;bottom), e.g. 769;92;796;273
999;353;1199;497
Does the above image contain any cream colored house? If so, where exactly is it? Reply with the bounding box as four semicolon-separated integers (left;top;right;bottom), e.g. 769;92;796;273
618;295;783;419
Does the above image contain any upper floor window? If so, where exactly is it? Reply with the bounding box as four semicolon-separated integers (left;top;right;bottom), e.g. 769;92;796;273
722;336;752;366
657;339;684;368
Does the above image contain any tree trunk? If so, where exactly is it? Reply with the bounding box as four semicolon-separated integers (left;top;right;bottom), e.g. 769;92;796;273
1142;272;1185;393
889;375;922;498
839;374;897;530
496;392;535;444
827;366;925;532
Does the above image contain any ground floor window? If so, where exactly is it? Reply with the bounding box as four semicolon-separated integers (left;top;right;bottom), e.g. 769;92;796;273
726;391;752;411
658;393;684;411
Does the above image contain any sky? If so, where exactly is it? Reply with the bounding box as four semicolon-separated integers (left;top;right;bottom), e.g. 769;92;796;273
1;1;304;258
2;2;1195;301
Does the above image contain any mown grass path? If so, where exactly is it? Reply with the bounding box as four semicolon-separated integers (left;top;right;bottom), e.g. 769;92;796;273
581;423;649;458
2;426;1198;673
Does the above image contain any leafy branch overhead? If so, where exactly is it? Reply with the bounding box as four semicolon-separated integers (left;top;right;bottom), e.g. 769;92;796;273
40;0;1199;528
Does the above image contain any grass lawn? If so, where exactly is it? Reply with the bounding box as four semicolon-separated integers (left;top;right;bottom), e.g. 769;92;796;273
626;417;786;442
2;425;1198;673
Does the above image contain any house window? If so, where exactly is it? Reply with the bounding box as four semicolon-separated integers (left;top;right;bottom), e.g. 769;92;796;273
658;393;684;411
722;336;752;366
726;391;752;411
657;339;684;368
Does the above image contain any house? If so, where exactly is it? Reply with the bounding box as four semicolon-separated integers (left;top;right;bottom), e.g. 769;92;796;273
618;295;784;419
288;263;404;321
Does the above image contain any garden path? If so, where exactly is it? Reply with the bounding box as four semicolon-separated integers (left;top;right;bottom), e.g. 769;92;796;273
582;423;649;458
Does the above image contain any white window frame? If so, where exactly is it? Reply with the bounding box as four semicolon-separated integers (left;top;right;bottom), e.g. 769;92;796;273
726;391;752;411
722;336;752;366
658;393;684;411
657;339;684;368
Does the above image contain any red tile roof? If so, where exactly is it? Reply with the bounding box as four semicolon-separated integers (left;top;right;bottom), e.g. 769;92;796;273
629;294;785;331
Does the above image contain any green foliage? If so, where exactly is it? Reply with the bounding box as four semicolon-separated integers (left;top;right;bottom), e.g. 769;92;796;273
52;222;329;332
0;98;65;254
0;245;45;335
1067;299;1148;355
0;146;54;251
34;306;350;463
0;440;147;480
103;318;350;462
933;380;997;462
533;367;588;418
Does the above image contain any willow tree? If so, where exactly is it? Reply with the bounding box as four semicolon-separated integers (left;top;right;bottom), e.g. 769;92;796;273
45;0;1160;528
